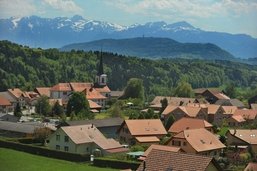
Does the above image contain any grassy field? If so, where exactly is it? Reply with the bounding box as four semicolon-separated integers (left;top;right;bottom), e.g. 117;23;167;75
0;148;117;171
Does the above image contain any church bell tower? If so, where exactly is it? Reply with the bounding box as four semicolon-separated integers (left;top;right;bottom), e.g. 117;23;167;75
95;51;107;87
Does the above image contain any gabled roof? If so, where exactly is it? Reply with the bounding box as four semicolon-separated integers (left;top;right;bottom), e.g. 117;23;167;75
120;119;167;136
88;100;102;109
35;87;51;97
162;105;178;115
95;86;111;93
168;117;212;134
135;136;160;143
60;124;122;150
142;144;181;158
229;115;246;123
0;96;11;106
228;129;257;145
0;92;16;103
215;99;244;108
203;89;230;100
234;109;257;120
8;88;23;99
137;149;220;171
0;121;44;134
205;104;221;114
50;83;72;92
221;106;238;114
83;88;107;100
172;128;225;152
162;105;206;118
69;82;92;92
244;162;257;171
65;117;123;128
194;88;221;95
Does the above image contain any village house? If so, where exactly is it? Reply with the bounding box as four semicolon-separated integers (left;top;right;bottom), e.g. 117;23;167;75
161;105;208;123
168;117;213;135
200;89;230;104
205;104;222;123
138;144;182;161
46;124;127;156
234;109;257;122
0;96;13;114
7;88;27;108
63;117;123;139
213;106;238;126
136;149;222;171
227;115;246;127
34;87;51;98
117;119;167;145
167;128;225;156
226;129;257;153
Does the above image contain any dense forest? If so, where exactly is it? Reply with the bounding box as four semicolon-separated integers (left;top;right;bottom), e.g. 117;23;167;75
1;40;257;97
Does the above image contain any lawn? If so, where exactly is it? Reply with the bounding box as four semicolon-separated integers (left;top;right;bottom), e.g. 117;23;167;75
0;148;117;171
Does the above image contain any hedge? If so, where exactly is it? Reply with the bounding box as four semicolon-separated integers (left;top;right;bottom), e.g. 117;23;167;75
0;139;90;162
93;158;140;170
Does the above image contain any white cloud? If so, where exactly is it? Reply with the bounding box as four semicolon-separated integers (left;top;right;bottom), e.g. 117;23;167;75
107;0;257;19
43;0;83;13
0;0;37;18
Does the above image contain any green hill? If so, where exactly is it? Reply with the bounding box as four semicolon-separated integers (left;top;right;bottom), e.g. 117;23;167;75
1;40;257;96
61;37;235;60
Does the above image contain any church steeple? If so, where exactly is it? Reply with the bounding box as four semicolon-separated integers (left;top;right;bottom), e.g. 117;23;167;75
95;51;107;87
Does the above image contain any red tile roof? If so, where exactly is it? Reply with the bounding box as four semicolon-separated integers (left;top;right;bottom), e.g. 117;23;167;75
120;119;167;136
135;136;160;143
142;144;181;158
88;100;102;109
234;109;257;120
83;88;106;100
8;88;23;98
35;87;51;97
228;129;257;145
172;128;225;153
95;86;111;93
50;83;72;92
168;117;212;134
69;82;92;92
137;149;219;171
230;115;246;123
0;96;11;106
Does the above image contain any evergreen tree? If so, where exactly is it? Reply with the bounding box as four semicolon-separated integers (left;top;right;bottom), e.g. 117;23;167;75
14;103;22;117
165;114;175;130
52;101;64;116
160;98;168;113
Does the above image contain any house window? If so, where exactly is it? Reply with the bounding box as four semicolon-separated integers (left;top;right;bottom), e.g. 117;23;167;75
56;145;60;150
101;77;105;83
56;135;60;141
64;136;69;142
64;146;69;152
183;142;187;146
63;92;67;95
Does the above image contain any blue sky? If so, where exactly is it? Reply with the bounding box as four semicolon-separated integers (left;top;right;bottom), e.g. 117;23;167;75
0;0;257;37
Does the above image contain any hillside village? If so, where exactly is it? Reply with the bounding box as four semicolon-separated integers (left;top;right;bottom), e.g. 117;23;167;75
1;55;257;171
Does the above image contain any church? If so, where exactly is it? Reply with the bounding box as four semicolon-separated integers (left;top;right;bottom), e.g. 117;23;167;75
49;52;111;108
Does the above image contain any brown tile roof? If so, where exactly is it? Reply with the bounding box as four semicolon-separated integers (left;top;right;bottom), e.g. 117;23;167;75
194;88;221;95
168;117;212;134
172;128;225;152
83;88;107;100
234;109;257;120
206;104;221;114
50;83;72;92
121;119;167;136
142;144;181;158
151;96;195;106
8;88;23;98
88;100;102;109
229;129;257;145
137;149;219;171
244;162;257;171
162;105;178;115
213;92;230;100
61;124;122;150
95;85;111;93
163;105;206;118
69;82;92;92
230;115;246;123
35;87;51;97
135;136;160;143
0;96;11;106
221;106;238;114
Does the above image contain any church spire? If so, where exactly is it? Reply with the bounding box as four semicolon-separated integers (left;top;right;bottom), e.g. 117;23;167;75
97;51;104;76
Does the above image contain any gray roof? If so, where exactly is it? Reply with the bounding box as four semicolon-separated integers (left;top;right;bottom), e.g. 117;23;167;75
215;99;244;108
0;114;20;123
0;91;16;103
0;121;43;134
65;117;124;128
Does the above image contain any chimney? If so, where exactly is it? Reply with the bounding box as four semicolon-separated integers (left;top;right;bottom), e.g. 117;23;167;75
143;161;146;171
91;124;94;128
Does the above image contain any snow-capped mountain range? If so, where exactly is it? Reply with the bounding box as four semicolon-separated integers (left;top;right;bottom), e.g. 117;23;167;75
0;15;256;58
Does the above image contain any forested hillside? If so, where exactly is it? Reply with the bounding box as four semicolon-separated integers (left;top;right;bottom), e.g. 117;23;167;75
61;37;235;60
1;40;257;96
